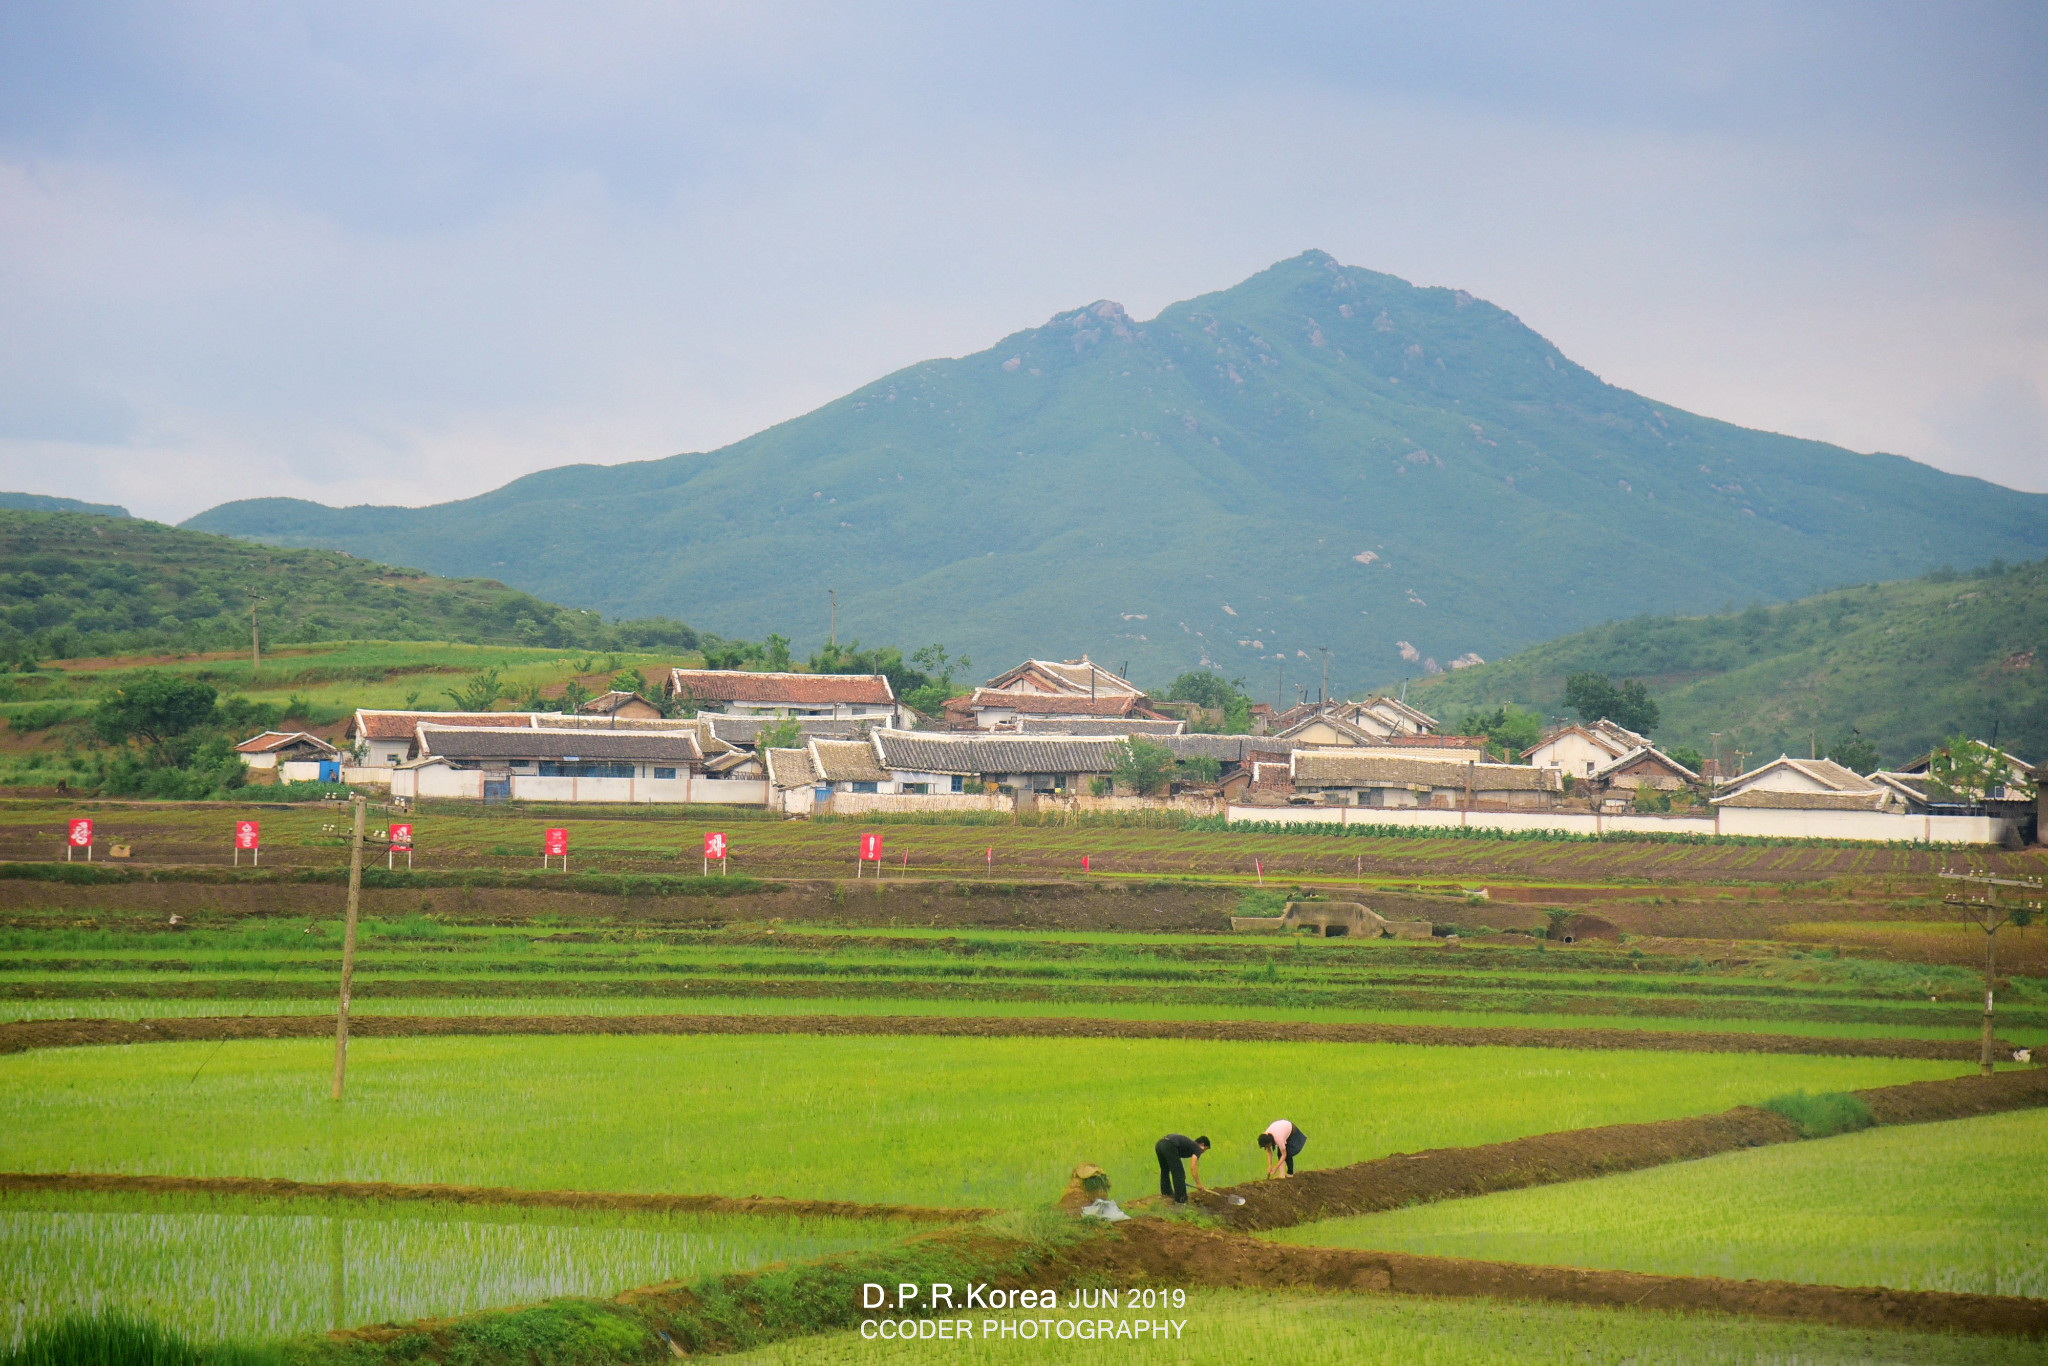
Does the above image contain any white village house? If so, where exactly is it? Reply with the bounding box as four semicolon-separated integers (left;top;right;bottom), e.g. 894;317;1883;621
664;669;905;726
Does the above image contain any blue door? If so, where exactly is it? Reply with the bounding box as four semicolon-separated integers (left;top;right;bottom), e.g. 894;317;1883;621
317;761;341;783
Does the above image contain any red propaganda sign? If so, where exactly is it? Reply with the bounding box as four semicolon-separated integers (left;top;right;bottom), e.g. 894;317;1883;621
704;831;727;860
859;832;883;862
234;821;260;850
544;828;568;857
67;819;92;847
389;823;413;849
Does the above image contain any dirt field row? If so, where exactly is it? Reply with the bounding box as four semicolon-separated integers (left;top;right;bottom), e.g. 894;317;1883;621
1207;1067;2048;1231
0;1010;2010;1060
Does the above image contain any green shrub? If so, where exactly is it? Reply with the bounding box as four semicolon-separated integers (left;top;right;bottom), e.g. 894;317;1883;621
1761;1090;1876;1139
1236;888;1288;919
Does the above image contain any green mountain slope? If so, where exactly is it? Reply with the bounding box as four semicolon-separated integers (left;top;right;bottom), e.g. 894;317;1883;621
184;251;2048;694
1406;558;2048;767
0;491;129;517
0;510;704;660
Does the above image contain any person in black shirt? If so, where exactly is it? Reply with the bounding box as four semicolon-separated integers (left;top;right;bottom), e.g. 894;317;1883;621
1154;1133;1210;1204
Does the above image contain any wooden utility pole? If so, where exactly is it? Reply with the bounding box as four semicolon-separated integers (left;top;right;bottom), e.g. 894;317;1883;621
828;590;837;647
1319;647;1330;708
1940;867;2042;1076
251;598;261;679
331;793;366;1100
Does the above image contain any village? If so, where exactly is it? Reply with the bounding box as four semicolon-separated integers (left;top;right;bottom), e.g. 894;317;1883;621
230;655;2041;846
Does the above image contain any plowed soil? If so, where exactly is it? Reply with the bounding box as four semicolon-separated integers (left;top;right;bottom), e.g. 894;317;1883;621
1068;1219;2048;1339
1200;1066;2048;1231
0;1170;982;1224
0;1010;2000;1060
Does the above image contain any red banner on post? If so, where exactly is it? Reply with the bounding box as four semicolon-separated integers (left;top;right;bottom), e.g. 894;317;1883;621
544;828;568;856
859;832;883;862
235;821;260;850
389;823;413;848
68;819;92;847
704;831;727;860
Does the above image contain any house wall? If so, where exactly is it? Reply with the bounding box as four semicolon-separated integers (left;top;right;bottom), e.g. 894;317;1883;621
1734;766;1840;795
1527;733;1619;777
388;767;767;806
818;791;1012;817
1226;803;2015;844
242;752;282;770
358;738;413;767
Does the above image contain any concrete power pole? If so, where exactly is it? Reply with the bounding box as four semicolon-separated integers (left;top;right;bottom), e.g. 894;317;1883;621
1319;647;1330;708
251;598;261;680
330;794;366;1100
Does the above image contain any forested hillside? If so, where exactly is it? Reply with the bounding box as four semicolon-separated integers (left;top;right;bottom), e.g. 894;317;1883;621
0;510;705;663
1408;559;2048;767
187;251;2048;693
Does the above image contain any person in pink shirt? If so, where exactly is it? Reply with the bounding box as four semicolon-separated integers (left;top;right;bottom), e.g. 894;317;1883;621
1257;1119;1306;1177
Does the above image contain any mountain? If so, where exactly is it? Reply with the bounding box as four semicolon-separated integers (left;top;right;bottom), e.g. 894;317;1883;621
184;251;2048;695
0;491;130;517
1406;557;2048;767
0;510;704;660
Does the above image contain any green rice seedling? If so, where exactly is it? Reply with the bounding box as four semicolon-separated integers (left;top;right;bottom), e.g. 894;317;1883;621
718;1288;2038;1366
0;1036;1959;1210
1270;1109;2048;1297
1760;1090;1875;1138
0;1312;281;1366
0;1191;925;1349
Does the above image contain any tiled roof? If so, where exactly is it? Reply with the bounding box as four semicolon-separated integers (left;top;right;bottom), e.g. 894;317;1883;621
1153;734;1291;762
1373;733;1488;752
872;729;1126;776
1522;724;1633;762
1292;750;1559;792
1276;713;1384;745
809;738;890;784
415;725;702;763
1362;696;1439;733
964;688;1142;716
351;710;532;740
1593;746;1701;783
534;713;701;732
234;730;338;755
578;690;658;714
763;746;816;789
703;715;880;747
1724;755;1878;795
1015;718;1186;736
1711;788;1889;811
981;659;1145;697
665;669;896;706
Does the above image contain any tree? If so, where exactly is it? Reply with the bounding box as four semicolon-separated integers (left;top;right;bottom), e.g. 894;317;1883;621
610;668;648;697
443;669;504;712
902;644;971;716
756;716;804;751
1562;672;1660;734
1666;745;1706;775
557;680;592;715
1823;734;1881;776
92;671;219;766
1926;735;2004;803
1111;737;1175;796
1457;704;1544;762
1165;670;1254;734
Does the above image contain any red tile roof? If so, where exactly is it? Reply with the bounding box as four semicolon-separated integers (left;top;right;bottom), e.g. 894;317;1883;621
350;710;532;740
665;669;896;706
234;730;337;755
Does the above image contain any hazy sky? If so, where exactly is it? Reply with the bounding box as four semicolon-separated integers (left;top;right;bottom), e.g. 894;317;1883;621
2;2;2043;521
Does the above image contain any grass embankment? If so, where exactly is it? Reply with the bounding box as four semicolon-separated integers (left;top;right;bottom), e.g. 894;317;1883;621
722;1288;2043;1366
1;1190;929;1347
3;917;2038;1039
0;1034;1964;1208
1269;1109;2048;1297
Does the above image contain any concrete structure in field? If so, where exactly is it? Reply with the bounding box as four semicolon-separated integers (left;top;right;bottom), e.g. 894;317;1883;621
663;668;904;725
234;731;339;770
1228;900;1434;939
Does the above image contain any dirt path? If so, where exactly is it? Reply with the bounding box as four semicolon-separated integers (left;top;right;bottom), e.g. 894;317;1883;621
1202;1067;2048;1232
0;1170;985;1224
0;1010;2002;1060
1074;1219;2048;1339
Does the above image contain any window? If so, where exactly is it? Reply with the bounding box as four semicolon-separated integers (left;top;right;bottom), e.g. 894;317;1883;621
538;761;635;778
508;760;531;769
904;782;929;795
852;781;879;793
653;767;677;780
950;775;964;793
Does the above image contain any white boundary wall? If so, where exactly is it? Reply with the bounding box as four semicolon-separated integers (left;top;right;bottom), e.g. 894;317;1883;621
821;792;1012;816
1225;803;2015;844
387;767;767;806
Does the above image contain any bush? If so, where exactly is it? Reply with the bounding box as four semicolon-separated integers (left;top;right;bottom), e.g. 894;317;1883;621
1760;1090;1876;1139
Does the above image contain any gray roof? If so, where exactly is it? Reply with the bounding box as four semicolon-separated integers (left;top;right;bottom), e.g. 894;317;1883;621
704;715;880;747
1153;734;1292;762
1293;750;1558;791
1016;717;1187;737
417;725;702;764
873;729;1127;776
1711;788;1887;811
763;746;815;789
810;738;890;784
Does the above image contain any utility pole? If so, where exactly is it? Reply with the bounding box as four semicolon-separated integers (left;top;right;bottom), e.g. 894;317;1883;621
1275;665;1283;712
1319;647;1330;708
1941;867;2041;1076
331;793;366;1100
251;597;261;680
828;590;837;648
1709;733;1722;789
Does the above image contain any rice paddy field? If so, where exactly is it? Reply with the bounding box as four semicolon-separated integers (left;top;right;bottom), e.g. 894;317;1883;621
2;1190;926;1347
719;1290;2044;1366
1269;1109;2048;1297
0;1035;1963;1209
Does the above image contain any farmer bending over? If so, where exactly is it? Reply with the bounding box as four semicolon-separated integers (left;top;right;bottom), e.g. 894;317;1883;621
1155;1133;1209;1204
1258;1119;1307;1177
